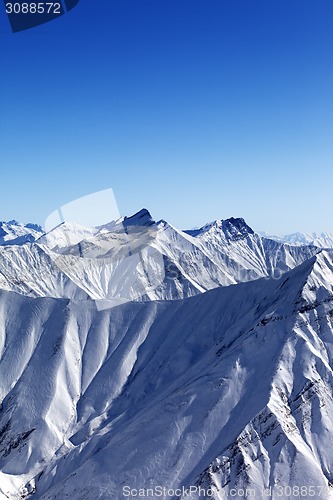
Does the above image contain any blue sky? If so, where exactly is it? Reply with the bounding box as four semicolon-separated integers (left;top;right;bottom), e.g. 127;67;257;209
0;0;332;233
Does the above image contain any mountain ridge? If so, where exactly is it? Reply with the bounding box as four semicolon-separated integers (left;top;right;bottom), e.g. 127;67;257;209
0;210;323;304
2;210;332;250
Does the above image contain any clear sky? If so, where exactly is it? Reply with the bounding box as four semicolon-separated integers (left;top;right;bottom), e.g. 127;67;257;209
0;0;332;234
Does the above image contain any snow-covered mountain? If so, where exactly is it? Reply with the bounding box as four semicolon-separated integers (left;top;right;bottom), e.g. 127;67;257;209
1;210;333;499
0;221;44;246
260;230;333;248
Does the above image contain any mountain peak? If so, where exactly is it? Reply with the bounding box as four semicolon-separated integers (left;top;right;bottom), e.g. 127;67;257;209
25;223;43;233
123;208;154;228
7;219;20;226
221;217;254;239
186;216;254;240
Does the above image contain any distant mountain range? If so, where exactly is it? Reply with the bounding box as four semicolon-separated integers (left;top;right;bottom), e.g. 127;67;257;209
259;230;333;248
1;211;333;498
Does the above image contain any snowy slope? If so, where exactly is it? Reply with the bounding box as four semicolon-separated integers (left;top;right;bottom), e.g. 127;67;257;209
36;222;97;251
1;252;333;498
